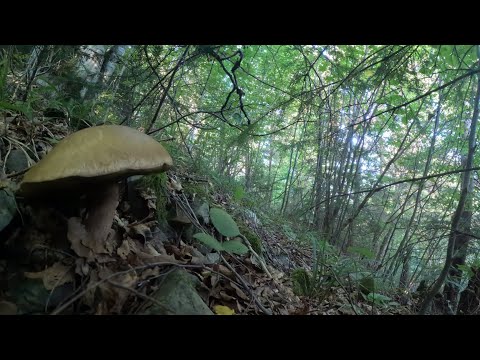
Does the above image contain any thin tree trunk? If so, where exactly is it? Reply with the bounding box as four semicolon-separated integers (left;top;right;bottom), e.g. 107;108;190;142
419;47;480;314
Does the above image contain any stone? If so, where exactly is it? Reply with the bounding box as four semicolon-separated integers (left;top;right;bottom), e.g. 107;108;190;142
193;201;210;225
5;149;29;174
140;268;213;315
0;189;16;233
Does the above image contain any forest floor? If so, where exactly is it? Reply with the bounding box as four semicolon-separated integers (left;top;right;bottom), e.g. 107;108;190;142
0;114;416;315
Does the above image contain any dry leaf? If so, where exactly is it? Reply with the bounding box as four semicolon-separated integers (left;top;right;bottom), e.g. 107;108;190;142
140;267;160;280
219;291;236;302
83;270;99;309
213;264;233;278
213;305;235;315
140;253;183;265
143;242;161;256
129;224;152;241
24;262;73;290
105;228;122;254
75;258;90;276
67;217;91;258
117;239;131;259
97;266;138;314
229;282;249;301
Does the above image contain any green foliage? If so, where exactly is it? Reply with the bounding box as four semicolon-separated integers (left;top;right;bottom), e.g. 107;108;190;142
457;264;474;280
237;222;262;255
291;268;314;296
365;293;400;307
347;246;375;260
182;181;210;200
281;224;297;241
193;233;248;255
359;276;376;295
222;240;249;255
210;207;240;237
193;233;224;252
233;186;245;201
141;173;168;223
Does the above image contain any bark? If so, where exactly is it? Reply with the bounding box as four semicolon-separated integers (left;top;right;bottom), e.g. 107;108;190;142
419;47;480;314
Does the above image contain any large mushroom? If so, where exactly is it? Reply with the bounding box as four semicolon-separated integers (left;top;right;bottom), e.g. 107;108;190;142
19;125;173;259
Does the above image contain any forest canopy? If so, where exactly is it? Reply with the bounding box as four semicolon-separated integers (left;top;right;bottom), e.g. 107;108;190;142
1;45;480;315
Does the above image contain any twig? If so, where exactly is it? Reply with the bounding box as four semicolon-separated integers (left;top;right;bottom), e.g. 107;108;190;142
5;167;29;178
2;140;11;175
238;234;272;278
107;280;176;315
220;254;272;315
50;262;202;315
325;264;359;315
45;263;76;312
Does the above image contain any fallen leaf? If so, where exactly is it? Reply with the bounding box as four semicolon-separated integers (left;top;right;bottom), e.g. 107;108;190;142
220;291;236;302
213;264;233;278
75;258;90;276
67;217;91;258
24;262;74;290
143;242;161;256
230;282;249;301
140;267;160;280
117;240;131;260
129;224;152;241
213;305;235;315
104;228;122;254
97;266;138;314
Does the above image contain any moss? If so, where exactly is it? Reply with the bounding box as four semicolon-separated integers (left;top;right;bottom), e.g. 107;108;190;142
182;181;210;200
237;222;262;255
291;268;313;296
359;276;375;295
140;173;169;223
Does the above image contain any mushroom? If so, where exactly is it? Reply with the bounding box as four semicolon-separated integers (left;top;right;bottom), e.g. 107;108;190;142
19;125;173;258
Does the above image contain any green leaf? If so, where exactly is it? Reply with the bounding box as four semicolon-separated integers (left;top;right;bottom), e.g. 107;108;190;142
222;240;249;255
366;293;392;305
233;186;245;201
210;208;240;237
193;233;223;252
0;100;33;120
347;246;375;259
233;113;242;123
457;264;474;279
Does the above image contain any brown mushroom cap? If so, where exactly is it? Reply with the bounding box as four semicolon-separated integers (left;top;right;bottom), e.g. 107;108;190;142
19;125;173;196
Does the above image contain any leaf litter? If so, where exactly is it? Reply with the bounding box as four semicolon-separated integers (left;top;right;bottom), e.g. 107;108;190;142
0;114;414;315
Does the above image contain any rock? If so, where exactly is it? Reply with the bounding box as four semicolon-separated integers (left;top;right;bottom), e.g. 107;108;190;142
205;253;220;264
0;189;16;233
6;277;74;314
140;268;213;315
5;149;29;174
193;201;210;224
243;209;261;226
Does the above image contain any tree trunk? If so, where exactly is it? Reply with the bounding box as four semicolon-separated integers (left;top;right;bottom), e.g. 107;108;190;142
419;46;480;314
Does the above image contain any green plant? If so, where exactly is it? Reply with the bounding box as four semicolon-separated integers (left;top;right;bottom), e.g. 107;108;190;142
193;207;248;255
237;222;262;255
291;268;314;296
364;292;400;307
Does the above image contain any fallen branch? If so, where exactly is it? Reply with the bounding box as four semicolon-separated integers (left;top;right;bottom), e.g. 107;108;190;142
220;254;272;315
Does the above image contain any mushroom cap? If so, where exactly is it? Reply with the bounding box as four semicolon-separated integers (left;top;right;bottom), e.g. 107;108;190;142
19;125;173;196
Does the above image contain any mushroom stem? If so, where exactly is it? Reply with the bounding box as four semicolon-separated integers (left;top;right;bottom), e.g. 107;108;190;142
82;182;120;253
